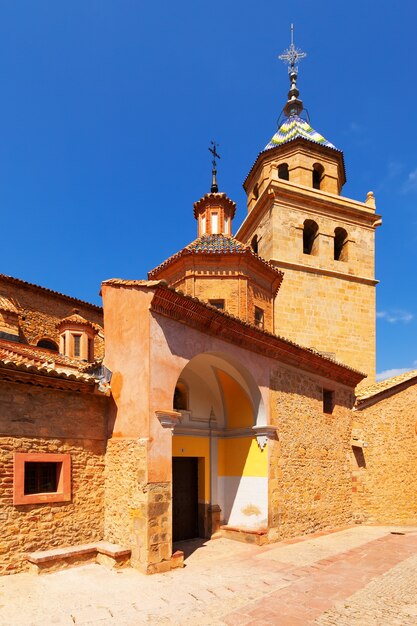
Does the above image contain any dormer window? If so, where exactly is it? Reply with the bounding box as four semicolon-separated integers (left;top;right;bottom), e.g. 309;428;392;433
312;163;324;190
278;163;289;181
37;338;59;352
57;309;97;362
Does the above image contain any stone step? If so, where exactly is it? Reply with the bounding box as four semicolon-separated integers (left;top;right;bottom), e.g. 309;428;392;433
27;540;131;574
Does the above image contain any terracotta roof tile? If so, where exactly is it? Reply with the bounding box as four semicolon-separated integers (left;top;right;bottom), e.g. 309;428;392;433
147;234;283;280
0;294;20;314
356;370;417;404
0;339;98;383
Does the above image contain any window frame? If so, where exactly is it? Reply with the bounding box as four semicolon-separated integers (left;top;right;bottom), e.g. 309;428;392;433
13;452;71;505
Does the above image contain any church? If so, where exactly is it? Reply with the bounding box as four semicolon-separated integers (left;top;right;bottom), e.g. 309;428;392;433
1;36;416;576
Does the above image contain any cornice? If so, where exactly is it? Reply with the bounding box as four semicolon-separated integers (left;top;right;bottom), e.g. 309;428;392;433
149;284;365;387
236;180;381;242
269;259;379;286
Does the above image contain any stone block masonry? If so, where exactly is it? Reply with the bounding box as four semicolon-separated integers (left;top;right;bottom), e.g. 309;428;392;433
0;436;105;575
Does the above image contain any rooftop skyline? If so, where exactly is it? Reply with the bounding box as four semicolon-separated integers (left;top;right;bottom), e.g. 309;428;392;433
1;0;415;380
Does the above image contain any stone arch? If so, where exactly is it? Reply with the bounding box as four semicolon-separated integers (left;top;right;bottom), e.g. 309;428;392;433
171;351;268;539
312;162;324;189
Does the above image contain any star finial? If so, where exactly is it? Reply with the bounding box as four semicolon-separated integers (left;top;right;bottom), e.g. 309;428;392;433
208;141;221;193
278;24;307;74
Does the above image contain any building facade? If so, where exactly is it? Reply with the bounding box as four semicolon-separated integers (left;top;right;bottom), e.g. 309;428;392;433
0;43;416;576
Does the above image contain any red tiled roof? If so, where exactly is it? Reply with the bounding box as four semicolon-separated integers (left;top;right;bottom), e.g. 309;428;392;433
355;370;417;405
0;338;99;384
147;234;283;283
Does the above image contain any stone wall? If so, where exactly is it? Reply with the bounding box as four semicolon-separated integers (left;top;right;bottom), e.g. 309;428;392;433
0;378;108;575
0;436;105;575
352;383;417;524
0;276;104;359
268;366;355;540
104;438;172;574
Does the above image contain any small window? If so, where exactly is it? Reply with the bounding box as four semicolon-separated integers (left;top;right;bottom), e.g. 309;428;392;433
224;216;230;235
323;389;335;414
73;335;81;358
253;183;259;199
173;382;188;411
201;214;206;235
303;219;319;255
88;338;94;362
312;163;324;190
209;299;225;310
37;339;59;352
251;235;259;254
24;462;59;495
13;453;71;505
334;227;348;261
254;306;264;329
278;163;289;181
211;212;219;234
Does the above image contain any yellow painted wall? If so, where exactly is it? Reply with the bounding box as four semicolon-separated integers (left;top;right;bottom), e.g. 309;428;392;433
216;369;253;429
172;435;210;501
218;437;267;477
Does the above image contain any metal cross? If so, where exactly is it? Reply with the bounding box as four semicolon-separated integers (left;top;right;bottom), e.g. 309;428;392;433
208;140;221;168
278;24;307;73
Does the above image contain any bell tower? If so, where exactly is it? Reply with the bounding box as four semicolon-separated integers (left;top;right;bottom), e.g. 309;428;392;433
236;29;381;384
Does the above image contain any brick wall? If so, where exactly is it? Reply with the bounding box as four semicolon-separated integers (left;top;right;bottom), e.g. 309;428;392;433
0;277;104;360
268;366;355;540
352;384;417;524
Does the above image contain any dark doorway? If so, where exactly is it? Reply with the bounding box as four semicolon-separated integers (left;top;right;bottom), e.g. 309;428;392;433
172;457;199;542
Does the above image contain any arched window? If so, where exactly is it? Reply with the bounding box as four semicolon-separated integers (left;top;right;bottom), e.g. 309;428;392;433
334;227;348;261
173;381;188;411
278;163;289;181
312;163;324;190
303;219;319;255
251;235;259;254
253;183;259;199
37;338;59;352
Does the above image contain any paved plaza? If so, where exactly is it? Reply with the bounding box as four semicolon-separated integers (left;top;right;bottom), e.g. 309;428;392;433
1;525;417;625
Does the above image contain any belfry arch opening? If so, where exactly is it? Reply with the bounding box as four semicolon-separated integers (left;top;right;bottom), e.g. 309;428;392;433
334;227;348;261
303;219;319;255
171;352;267;542
278;163;289;181
312;163;324;190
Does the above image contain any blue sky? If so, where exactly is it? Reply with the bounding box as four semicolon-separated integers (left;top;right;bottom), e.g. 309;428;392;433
0;1;416;379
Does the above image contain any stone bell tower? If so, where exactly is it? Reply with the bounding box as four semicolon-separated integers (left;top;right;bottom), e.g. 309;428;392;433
236;30;381;383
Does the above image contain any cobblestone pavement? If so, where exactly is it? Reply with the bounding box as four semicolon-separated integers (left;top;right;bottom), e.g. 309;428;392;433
0;525;416;625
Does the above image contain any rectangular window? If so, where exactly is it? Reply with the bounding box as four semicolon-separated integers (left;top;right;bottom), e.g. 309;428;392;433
88;338;94;362
254;306;264;329
14;453;71;505
323;389;335;414
73;334;81;357
209;299;225;310
201;214;206;235
211;212;218;234
224;216;230;234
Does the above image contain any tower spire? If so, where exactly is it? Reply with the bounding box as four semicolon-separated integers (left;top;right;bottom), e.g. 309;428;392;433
278;24;307;118
208;140;221;193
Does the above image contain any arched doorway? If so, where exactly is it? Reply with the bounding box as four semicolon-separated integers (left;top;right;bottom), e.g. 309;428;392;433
171;352;267;541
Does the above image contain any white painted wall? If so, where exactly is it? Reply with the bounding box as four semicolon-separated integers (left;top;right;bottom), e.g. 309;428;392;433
218;476;268;529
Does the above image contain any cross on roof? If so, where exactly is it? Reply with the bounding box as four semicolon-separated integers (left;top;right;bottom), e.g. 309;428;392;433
279;24;307;73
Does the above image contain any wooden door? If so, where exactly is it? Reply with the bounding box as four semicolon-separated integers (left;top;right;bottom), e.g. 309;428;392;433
172;457;199;542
